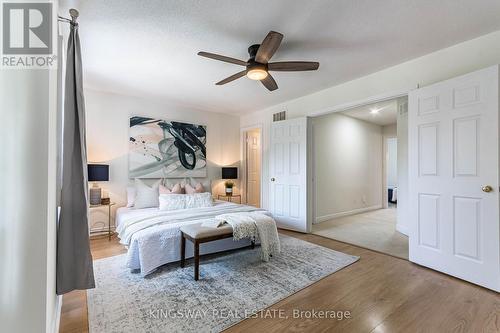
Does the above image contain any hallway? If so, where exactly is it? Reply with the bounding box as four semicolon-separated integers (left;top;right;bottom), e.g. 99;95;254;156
312;208;408;259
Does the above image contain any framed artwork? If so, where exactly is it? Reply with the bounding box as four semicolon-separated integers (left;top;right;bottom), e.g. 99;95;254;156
129;116;207;178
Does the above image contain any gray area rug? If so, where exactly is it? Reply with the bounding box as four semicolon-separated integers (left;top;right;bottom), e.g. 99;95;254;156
88;235;359;333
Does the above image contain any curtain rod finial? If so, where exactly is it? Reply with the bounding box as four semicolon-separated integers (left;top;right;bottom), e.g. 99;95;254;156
69;8;79;19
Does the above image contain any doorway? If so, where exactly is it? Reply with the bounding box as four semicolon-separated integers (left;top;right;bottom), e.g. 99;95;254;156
311;97;409;259
242;127;262;207
384;137;398;209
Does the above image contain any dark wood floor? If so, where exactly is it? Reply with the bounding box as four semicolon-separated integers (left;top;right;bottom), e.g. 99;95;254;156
59;231;500;333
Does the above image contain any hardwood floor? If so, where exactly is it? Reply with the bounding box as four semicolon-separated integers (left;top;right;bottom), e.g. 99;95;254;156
59;231;499;333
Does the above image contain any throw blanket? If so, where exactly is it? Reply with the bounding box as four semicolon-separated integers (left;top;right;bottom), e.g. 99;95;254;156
214;212;280;261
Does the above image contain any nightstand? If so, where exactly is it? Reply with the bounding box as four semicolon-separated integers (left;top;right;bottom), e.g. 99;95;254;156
217;194;242;204
89;202;116;240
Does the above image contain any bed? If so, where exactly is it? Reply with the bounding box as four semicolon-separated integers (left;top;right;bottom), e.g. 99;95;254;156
115;200;266;276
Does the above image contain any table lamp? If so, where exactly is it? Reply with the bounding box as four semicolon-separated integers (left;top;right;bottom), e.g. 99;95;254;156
88;164;109;205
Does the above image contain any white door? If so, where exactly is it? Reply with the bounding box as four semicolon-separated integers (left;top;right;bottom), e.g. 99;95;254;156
409;65;500;291
246;130;261;207
270;117;311;232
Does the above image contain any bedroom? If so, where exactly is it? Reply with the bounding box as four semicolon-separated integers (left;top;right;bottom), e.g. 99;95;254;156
2;1;500;333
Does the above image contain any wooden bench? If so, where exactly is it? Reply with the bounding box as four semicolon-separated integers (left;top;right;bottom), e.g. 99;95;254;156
180;223;254;280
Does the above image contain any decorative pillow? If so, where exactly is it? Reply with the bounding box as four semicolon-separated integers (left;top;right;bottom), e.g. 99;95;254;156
185;183;205;194
133;179;161;209
159;183;183;194
158;194;186;211
126;186;136;208
187;178;212;194
185;192;214;209
159;184;169;195
171;183;183;194
163;179;186;191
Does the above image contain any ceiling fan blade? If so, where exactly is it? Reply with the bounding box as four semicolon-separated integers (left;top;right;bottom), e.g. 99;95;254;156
268;61;320;71
215;70;247;85
261;74;278;91
255;31;284;63
198;52;248;66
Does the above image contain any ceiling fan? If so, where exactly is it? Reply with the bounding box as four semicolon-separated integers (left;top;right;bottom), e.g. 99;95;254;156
197;31;319;92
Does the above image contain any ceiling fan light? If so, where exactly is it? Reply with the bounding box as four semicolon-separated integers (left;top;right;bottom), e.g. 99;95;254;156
246;68;268;80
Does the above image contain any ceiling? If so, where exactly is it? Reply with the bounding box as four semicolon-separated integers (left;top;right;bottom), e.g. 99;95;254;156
59;0;500;115
341;99;398;126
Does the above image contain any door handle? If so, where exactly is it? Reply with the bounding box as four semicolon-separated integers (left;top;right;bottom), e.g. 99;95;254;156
271;178;275;182
482;185;493;193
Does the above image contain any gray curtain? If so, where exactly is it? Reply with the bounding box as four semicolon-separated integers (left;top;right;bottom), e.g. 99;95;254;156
56;22;95;295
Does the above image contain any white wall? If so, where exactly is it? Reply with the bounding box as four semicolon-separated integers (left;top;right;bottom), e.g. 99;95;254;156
383;124;397;137
386;138;398;188
0;69;59;332
241;30;500;219
382;123;398;190
396;100;409;235
313;113;383;221
85;89;241;211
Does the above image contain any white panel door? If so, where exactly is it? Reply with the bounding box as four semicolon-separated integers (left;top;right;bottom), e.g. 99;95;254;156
409;65;500;291
270;117;310;232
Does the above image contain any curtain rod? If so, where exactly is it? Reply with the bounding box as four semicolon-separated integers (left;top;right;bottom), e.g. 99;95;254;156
58;8;79;24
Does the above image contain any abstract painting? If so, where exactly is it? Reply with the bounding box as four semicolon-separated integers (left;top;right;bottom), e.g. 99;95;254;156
129;116;207;178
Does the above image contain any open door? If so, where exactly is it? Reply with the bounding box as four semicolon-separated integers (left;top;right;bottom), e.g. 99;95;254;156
409;65;500;291
270;117;312;232
245;129;261;207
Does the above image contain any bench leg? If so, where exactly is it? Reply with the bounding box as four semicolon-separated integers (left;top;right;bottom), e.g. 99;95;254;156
194;241;200;281
180;233;186;268
251;240;255;249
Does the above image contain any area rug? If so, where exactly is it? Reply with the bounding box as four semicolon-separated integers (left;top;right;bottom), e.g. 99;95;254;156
87;235;358;333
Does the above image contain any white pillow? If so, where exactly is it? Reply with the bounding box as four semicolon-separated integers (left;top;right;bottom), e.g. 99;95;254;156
185;192;213;209
126;186;136;208
158;194;186;211
134;179;161;209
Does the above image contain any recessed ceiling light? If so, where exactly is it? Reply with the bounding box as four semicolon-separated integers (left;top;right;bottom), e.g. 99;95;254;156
370;108;380;114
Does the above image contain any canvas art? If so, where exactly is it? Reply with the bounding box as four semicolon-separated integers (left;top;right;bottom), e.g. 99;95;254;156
129;116;207;178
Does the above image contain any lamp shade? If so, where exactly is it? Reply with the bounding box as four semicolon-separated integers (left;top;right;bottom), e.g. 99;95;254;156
88;164;109;182
221;167;237;179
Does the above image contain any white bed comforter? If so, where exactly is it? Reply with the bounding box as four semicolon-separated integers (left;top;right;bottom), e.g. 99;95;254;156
115;201;266;275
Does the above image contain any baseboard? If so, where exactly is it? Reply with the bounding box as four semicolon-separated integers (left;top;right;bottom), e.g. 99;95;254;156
396;223;409;236
315;205;383;224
